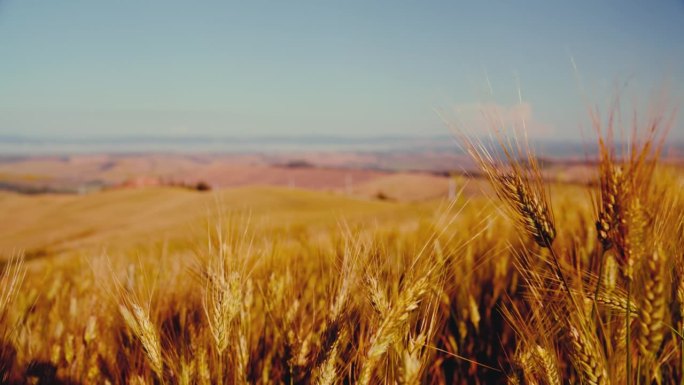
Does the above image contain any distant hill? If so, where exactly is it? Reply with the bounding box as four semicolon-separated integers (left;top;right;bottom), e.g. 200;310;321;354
3;134;682;156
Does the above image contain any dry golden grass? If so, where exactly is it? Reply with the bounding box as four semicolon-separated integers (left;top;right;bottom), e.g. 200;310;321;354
0;100;682;384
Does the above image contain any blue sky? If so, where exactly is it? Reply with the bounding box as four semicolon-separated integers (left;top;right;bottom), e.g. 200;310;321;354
0;1;682;140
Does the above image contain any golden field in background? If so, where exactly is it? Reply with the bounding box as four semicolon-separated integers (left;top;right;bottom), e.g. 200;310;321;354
0;186;437;261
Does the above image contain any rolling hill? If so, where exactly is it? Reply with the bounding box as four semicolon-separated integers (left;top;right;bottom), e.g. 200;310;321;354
0;186;438;262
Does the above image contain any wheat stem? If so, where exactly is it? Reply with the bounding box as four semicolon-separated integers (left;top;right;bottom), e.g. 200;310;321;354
681;327;684;385
591;246;608;321
626;277;632;385
547;243;580;313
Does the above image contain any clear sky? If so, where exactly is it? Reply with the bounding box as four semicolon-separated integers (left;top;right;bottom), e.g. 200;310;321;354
0;1;682;140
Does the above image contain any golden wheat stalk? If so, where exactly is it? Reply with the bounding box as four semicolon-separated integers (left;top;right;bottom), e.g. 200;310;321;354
534;345;561;385
399;342;423;385
367;275;390;318
358;277;428;385
119;302;163;377
203;270;242;355
315;335;340;385
674;255;684;385
583;290;637;316
596;167;622;250
0;254;25;319
513;344;561;385
592;165;622;318
637;249;667;362
567;325;610;385
497;172;556;248
456;127;587;316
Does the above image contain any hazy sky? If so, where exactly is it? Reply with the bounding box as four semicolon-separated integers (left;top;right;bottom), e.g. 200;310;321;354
0;1;682;140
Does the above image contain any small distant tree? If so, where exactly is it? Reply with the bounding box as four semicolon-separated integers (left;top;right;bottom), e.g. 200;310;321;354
195;181;211;191
375;191;390;201
283;160;314;168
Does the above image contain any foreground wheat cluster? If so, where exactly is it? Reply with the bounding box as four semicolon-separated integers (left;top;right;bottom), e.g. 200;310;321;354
1;105;683;385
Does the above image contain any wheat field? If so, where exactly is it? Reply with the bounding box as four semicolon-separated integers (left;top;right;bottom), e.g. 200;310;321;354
1;108;683;385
